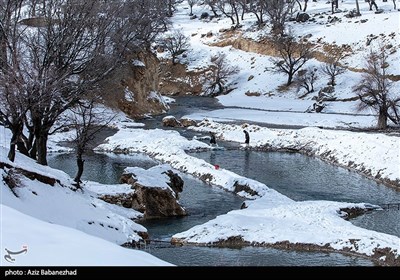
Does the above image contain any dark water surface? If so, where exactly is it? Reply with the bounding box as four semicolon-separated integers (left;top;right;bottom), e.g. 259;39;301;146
48;96;400;266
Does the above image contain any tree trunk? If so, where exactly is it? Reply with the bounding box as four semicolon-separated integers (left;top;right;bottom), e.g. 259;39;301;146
29;139;37;160
377;108;388;129
7;122;24;162
210;5;219;17
303;0;308;12
355;0;361;15
287;72;293;86
167;1;173;17
0;30;7;71
16;139;30;157
8;142;16;162
17;133;31;157
233;6;240;26
36;134;48;165
8;132;18;162
331;0;338;13
331;76;336;86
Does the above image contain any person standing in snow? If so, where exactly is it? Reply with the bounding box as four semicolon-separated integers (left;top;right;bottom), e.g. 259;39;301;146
210;132;216;146
243;130;250;145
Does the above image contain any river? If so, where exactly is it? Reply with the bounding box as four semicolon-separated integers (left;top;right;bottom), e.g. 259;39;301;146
48;96;400;266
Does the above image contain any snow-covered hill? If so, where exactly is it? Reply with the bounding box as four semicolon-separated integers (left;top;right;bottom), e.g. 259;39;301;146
161;0;400;129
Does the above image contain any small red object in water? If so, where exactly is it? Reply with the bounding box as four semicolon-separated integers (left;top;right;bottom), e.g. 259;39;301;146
214;164;220;170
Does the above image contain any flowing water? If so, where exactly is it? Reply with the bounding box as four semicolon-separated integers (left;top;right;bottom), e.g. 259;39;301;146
188;149;400;238
48;96;400;266
48;151;374;266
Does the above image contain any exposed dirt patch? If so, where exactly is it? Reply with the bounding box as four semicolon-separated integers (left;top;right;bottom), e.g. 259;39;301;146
233;181;259;197
158;60;209;96
1;161;59;186
213;34;400;82
99;51;168;119
199;173;214;182
339;206;375;220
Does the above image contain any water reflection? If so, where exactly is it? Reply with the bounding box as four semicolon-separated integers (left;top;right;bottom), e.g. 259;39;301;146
48;151;381;266
145;246;373;266
48;152;158;184
189;149;400;238
190;149;400;205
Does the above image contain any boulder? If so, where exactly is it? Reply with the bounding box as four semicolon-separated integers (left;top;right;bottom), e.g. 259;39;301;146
296;12;310;22
100;165;187;219
162;116;183;127
180;118;197;127
233;181;259;197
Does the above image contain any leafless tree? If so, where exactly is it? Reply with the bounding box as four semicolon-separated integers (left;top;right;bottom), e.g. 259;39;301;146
204;0;220;17
1;0;169;165
296;67;318;96
187;0;199;16
68;98;116;188
122;0;171;44
321;55;346;86
353;48;399;129
247;0;268;27
0;0;32;161
271;35;314;86
166;0;177;17
161;30;190;65
205;52;239;96
265;0;295;35
237;0;248;21
216;0;242;26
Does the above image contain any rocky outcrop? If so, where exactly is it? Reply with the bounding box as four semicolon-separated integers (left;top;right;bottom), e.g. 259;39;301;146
1;161;60;189
100;166;187;219
158;60;208;96
233;181;259;197
162;116;197;127
180;118;197;127
162;116;183;127
99;51;169;119
163;170;184;195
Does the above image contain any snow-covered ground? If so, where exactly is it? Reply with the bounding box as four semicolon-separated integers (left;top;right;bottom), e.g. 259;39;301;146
1;205;171;266
172;197;400;265
1;148;146;245
1;137;171;266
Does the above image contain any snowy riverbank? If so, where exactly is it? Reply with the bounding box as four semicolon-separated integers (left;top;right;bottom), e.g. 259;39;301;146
189;120;400;189
2;112;400;265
